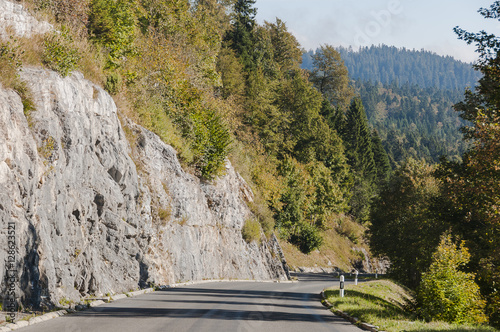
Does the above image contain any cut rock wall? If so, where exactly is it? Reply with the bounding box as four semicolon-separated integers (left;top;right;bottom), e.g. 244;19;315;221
0;0;287;308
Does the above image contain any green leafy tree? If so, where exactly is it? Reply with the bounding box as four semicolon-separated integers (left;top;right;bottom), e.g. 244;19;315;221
310;44;355;110
276;72;324;161
307;161;348;227
273;157;333;254
244;69;284;151
265;18;302;74
251;24;278;79
190;108;232;180
370;158;445;289
88;0;138;68
435;2;500;325
217;46;246;99
418;234;487;324
274;157;313;239
140;0;229;88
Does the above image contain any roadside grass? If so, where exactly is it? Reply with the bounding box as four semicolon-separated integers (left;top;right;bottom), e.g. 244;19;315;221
324;279;498;332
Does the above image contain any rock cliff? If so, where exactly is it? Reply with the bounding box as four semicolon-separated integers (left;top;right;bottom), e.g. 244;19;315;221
0;0;287;309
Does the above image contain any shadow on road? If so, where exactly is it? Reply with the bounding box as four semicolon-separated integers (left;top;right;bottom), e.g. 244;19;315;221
70;306;345;323
64;282;351;325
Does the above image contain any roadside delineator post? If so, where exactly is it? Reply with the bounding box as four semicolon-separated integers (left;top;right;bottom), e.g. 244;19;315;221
355;270;358;285
340;275;345;297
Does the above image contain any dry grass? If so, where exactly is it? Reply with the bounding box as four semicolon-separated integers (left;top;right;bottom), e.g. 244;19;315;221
158;206;172;224
178;215;189;226
10;2;105;85
0;33;25;90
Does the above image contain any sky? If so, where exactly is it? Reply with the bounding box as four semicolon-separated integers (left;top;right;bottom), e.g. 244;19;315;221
254;0;500;63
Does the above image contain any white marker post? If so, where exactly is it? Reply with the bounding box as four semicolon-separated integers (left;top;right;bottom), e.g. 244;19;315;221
355;270;358;285
340;275;345;298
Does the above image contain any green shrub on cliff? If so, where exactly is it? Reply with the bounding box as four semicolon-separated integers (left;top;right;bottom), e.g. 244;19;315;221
42;27;80;76
242;218;261;244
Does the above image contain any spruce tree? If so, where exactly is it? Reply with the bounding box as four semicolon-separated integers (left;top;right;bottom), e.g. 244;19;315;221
227;0;257;70
371;129;391;184
343;98;376;180
342;98;377;222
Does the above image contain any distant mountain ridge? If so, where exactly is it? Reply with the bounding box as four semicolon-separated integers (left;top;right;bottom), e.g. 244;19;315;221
302;45;481;91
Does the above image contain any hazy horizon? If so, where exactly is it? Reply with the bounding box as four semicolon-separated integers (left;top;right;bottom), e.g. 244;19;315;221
255;0;500;63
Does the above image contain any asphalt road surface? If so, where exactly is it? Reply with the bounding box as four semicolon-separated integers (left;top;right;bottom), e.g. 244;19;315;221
19;273;362;332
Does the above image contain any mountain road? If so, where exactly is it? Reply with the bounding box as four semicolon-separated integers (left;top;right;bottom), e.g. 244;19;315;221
18;273;363;332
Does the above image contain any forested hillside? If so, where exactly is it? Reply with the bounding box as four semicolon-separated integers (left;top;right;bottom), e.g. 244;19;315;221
303;45;481;91
356;81;469;166
304;45;475;166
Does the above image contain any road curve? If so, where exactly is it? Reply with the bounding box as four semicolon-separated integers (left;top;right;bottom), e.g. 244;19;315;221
19;273;362;332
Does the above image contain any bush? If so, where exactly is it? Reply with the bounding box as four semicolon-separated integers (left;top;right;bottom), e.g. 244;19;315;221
42;27;80;76
190;108;232;180
88;0;137;68
291;222;323;254
104;71;122;94
418;234;488;324
242;218;261;244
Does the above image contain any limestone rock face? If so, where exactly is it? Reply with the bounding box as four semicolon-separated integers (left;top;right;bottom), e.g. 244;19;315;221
0;67;287;307
0;0;287;307
129;123;287;286
0;0;52;39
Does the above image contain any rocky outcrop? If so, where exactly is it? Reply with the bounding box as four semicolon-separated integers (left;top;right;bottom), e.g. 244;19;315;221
0;0;51;39
352;248;389;274
0;0;287;308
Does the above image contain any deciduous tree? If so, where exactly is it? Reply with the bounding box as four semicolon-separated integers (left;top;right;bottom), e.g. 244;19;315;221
370;158;445;288
310;45;355;111
435;1;500;325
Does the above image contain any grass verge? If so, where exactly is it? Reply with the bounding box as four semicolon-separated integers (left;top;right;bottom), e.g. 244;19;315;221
323;279;498;332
